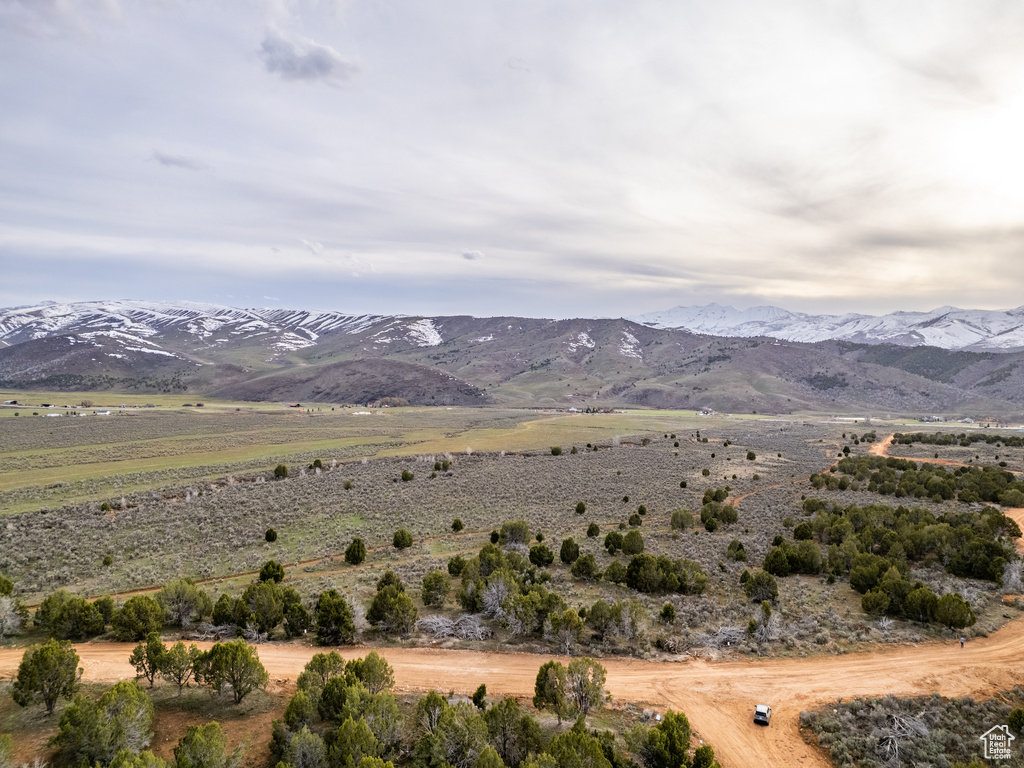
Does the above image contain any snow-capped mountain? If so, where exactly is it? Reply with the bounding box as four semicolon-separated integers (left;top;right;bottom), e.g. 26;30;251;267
0;300;446;355
632;303;1024;351
6;299;1024;355
6;298;1024;413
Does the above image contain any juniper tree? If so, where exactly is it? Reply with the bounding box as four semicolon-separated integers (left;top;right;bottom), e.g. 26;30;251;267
12;639;82;714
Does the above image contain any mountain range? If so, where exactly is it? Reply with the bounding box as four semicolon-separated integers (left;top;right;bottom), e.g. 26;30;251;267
631;303;1024;351
1;299;1024;416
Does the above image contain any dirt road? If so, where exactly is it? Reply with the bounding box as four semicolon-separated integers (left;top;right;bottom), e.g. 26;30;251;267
867;434;894;457
5;613;1024;768
868;433;974;468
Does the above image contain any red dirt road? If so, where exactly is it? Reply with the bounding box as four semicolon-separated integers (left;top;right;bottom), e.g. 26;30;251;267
5;616;1024;768
867;434;895;457
868;433;973;468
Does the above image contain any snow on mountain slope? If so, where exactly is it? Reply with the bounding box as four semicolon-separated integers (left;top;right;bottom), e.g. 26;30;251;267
0;300;393;356
406;319;443;347
632;303;1024;350
618;331;642;359
5;299;1024;357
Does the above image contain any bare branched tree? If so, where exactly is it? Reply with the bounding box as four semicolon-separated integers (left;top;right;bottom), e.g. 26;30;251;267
876;713;928;768
243;622;268;644
416;615;491;640
1002;560;1022;594
482;578;512;621
695;626;745;648
0;596;23;639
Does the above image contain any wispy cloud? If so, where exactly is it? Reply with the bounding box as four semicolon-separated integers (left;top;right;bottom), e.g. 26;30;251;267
462;250;484;261
259;30;359;84
151;151;207;171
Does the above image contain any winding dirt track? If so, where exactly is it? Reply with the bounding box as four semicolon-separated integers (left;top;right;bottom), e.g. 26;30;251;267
5;435;1021;767
868;433;970;468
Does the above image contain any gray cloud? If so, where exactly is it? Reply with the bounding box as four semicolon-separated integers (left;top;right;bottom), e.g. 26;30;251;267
151;151;207;171
4;1;1024;319
854;225;1024;252
259;30;359;84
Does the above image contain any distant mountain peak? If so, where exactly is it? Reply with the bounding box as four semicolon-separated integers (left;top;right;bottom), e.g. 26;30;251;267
630;303;1024;350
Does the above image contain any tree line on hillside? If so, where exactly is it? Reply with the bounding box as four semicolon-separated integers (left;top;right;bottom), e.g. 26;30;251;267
0;547;415;647
894;431;1024;448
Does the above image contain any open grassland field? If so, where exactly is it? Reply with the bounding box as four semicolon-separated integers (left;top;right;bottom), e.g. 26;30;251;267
2;415;826;599
3;405;1022;666
0;406;549;513
0;402;818;513
3;403;1024;768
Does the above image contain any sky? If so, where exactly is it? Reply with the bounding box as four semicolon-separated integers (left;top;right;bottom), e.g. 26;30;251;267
2;0;1024;319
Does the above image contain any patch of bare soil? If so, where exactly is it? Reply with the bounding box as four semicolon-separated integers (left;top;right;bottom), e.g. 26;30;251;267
147;687;286;768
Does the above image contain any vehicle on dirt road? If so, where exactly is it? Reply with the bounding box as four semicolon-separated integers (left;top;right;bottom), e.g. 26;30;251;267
753;704;771;726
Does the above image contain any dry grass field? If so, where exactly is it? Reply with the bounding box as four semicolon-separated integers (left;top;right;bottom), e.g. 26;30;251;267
0;399;788;512
3;403;1021;654
4;400;1024;768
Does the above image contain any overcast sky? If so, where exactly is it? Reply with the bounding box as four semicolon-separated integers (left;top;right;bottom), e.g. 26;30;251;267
2;0;1024;319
